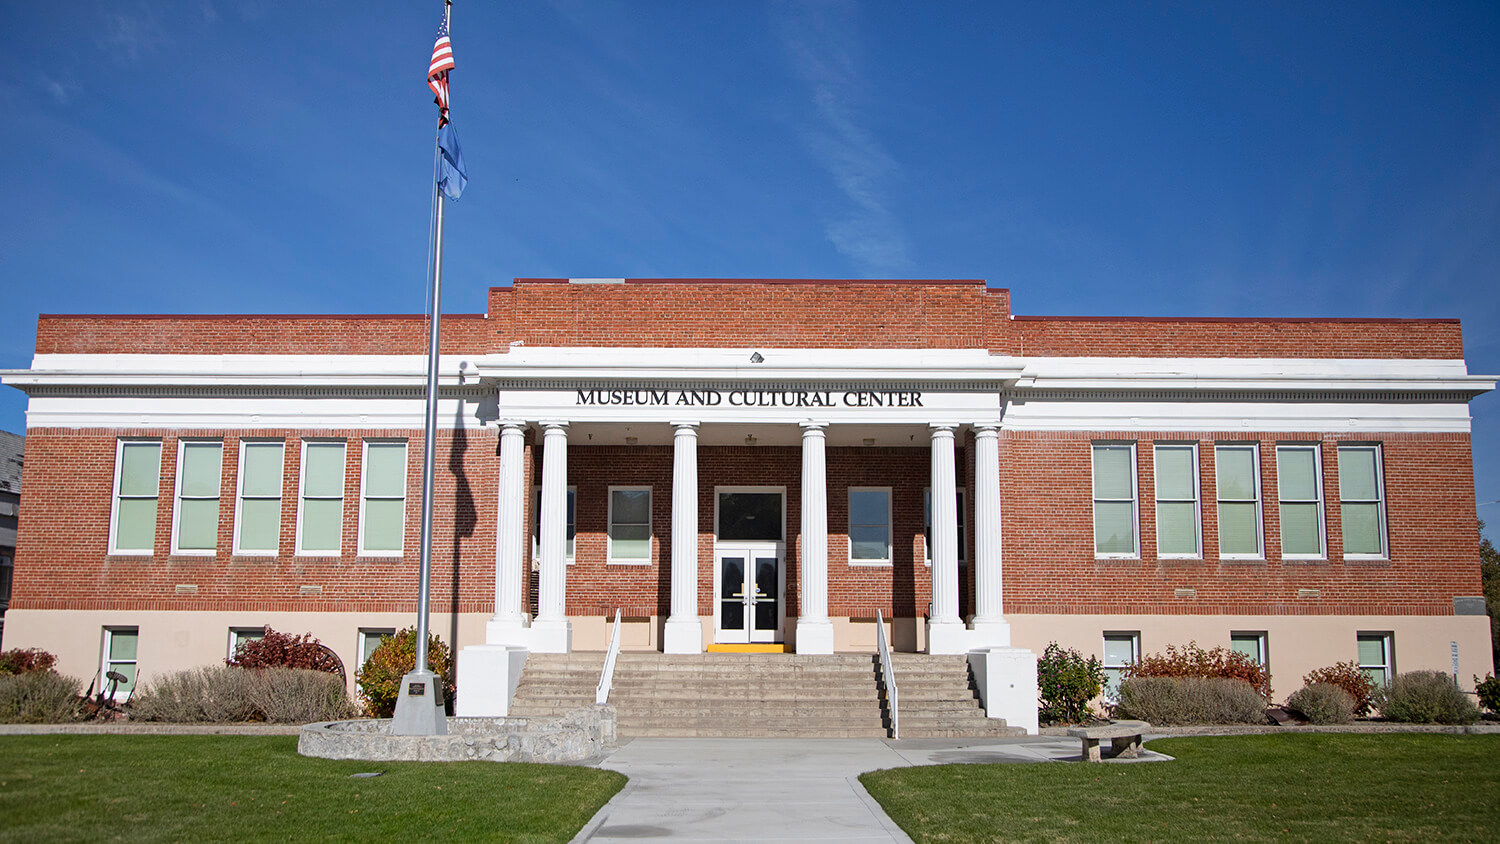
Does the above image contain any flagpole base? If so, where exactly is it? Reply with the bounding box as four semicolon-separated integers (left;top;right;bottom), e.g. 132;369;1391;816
389;670;448;735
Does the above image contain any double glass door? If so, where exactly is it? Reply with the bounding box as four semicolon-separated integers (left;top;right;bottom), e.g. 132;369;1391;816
714;489;784;644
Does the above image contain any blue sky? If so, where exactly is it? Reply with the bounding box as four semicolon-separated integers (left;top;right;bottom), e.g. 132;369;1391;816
2;1;1497;528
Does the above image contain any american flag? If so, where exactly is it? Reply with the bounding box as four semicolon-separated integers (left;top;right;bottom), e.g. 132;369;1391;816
428;3;455;124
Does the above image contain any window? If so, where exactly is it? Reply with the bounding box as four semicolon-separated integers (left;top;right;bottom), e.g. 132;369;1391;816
608;486;652;563
848;488;892;564
1153;444;1200;558
228;627;265;659
1215;444;1262;558
1276;445;1325;558
297;441;345;555
172;440;223;554
1102;632;1139;700
1231;632;1268;666
359;441;408;555
531;486;576;562
102;627;138;700
1339;445;1387;558
922;487;968;565
1092;444;1138;557
110;439;162;554
234;441;284;554
358;628;395;667
1357;632;1394;686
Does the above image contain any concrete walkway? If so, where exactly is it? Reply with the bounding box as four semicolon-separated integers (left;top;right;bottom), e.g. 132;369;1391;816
574;735;1132;843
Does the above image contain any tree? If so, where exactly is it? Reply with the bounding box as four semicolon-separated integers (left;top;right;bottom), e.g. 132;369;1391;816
1481;521;1499;672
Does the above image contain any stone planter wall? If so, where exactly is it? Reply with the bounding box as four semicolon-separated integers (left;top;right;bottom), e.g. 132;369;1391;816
297;704;616;764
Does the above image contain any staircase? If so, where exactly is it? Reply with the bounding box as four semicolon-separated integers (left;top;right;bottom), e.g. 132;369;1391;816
508;651;1023;738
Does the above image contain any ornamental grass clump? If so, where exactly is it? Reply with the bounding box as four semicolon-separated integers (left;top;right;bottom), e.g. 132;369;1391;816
1036;642;1105;724
133;665;355;723
1115;676;1266;725
248;667;357;723
1286;682;1356;725
0;671;83;723
355;627;453;718
1123;642;1272;701
1302;661;1378;716
1375;670;1480;725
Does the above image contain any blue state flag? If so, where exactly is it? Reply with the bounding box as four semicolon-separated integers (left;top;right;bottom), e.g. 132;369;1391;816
437;123;468;201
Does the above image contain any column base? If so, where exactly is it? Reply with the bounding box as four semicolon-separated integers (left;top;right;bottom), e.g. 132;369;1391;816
454;645;529;717
663;617;704;654
390;669;448;735
795;619;835;654
969;618;1012;649
530;619;573;654
485;616;531;648
926;619;969;655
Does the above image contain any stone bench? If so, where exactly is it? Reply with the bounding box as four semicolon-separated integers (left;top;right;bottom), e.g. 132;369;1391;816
1066;720;1151;762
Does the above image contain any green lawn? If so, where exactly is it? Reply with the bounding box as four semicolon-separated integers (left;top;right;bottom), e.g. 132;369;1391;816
0;735;625;843
861;734;1500;843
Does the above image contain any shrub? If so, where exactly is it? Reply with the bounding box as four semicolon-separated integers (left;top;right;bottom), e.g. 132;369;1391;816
1123;642;1272;701
227;628;345;678
1376;671;1481;725
248;667;357;723
355;627;453;718
1036;642;1106;725
1287;682;1356;725
1475;674;1500;716
1303;661;1379;716
0;671;83;723
1116;676;1267;725
0;648;58;676
131;666;259;723
132;665;355;723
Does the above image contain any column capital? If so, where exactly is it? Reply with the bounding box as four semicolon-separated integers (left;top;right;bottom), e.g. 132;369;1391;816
799;420;829;434
538;419;570;431
498;420;528;434
973;423;1000;437
929;422;959;438
669;420;701;432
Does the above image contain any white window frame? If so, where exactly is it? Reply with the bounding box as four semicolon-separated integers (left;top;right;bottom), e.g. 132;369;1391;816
233;439;285;556
101;626;138;701
531;485;577;565
1338;444;1389;560
1152;443;1202;559
1276;443;1326;560
1230;631;1268;667
109;438;162;556
1357;631;1395;686
227;626;265;660
922;487;968;567
170;439;224;556
607;485;653;565
358;627;396;667
296;439;346;557
1092;443;1140;559
357;439;408;557
1102;631;1140;701
1215;443;1264;560
848;486;893;566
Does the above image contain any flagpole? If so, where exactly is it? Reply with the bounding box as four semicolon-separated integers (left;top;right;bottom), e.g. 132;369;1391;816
415;141;445;679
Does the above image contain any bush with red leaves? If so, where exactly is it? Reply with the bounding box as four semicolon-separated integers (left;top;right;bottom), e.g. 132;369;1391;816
1122;641;1273;701
0;648;58;676
226;628;344;679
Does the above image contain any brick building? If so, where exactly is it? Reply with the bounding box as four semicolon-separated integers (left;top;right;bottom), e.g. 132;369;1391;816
0;278;1492;726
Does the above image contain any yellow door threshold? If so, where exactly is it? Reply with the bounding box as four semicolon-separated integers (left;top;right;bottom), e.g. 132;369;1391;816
706;643;786;653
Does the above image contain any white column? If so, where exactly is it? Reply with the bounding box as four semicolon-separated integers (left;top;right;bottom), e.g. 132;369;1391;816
531;420;572;653
797;421;834;654
970;424;1011;647
486;421;530;646
664;421;703;654
927;423;967;654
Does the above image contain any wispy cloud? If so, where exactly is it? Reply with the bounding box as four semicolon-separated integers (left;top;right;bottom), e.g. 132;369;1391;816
776;1;912;276
41;76;76;105
98;7;169;62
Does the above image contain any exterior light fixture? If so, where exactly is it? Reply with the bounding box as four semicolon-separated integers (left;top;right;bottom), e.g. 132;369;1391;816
862;437;876;446
745;434;757;446
749;352;764;363
625;436;638;446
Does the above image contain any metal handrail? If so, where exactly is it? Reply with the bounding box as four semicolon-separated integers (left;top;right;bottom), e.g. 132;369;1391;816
596;609;623;705
876;609;898;739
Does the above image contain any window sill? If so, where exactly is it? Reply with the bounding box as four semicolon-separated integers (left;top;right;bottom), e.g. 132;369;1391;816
1280;556;1328;564
1094;555;1140;562
848;560;894;568
107;550;156;557
1219;558;1269;567
606;559;653;567
1343;555;1389;563
1344;558;1392;568
167;555;218;563
294;551;343;558
1218;556;1264;563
